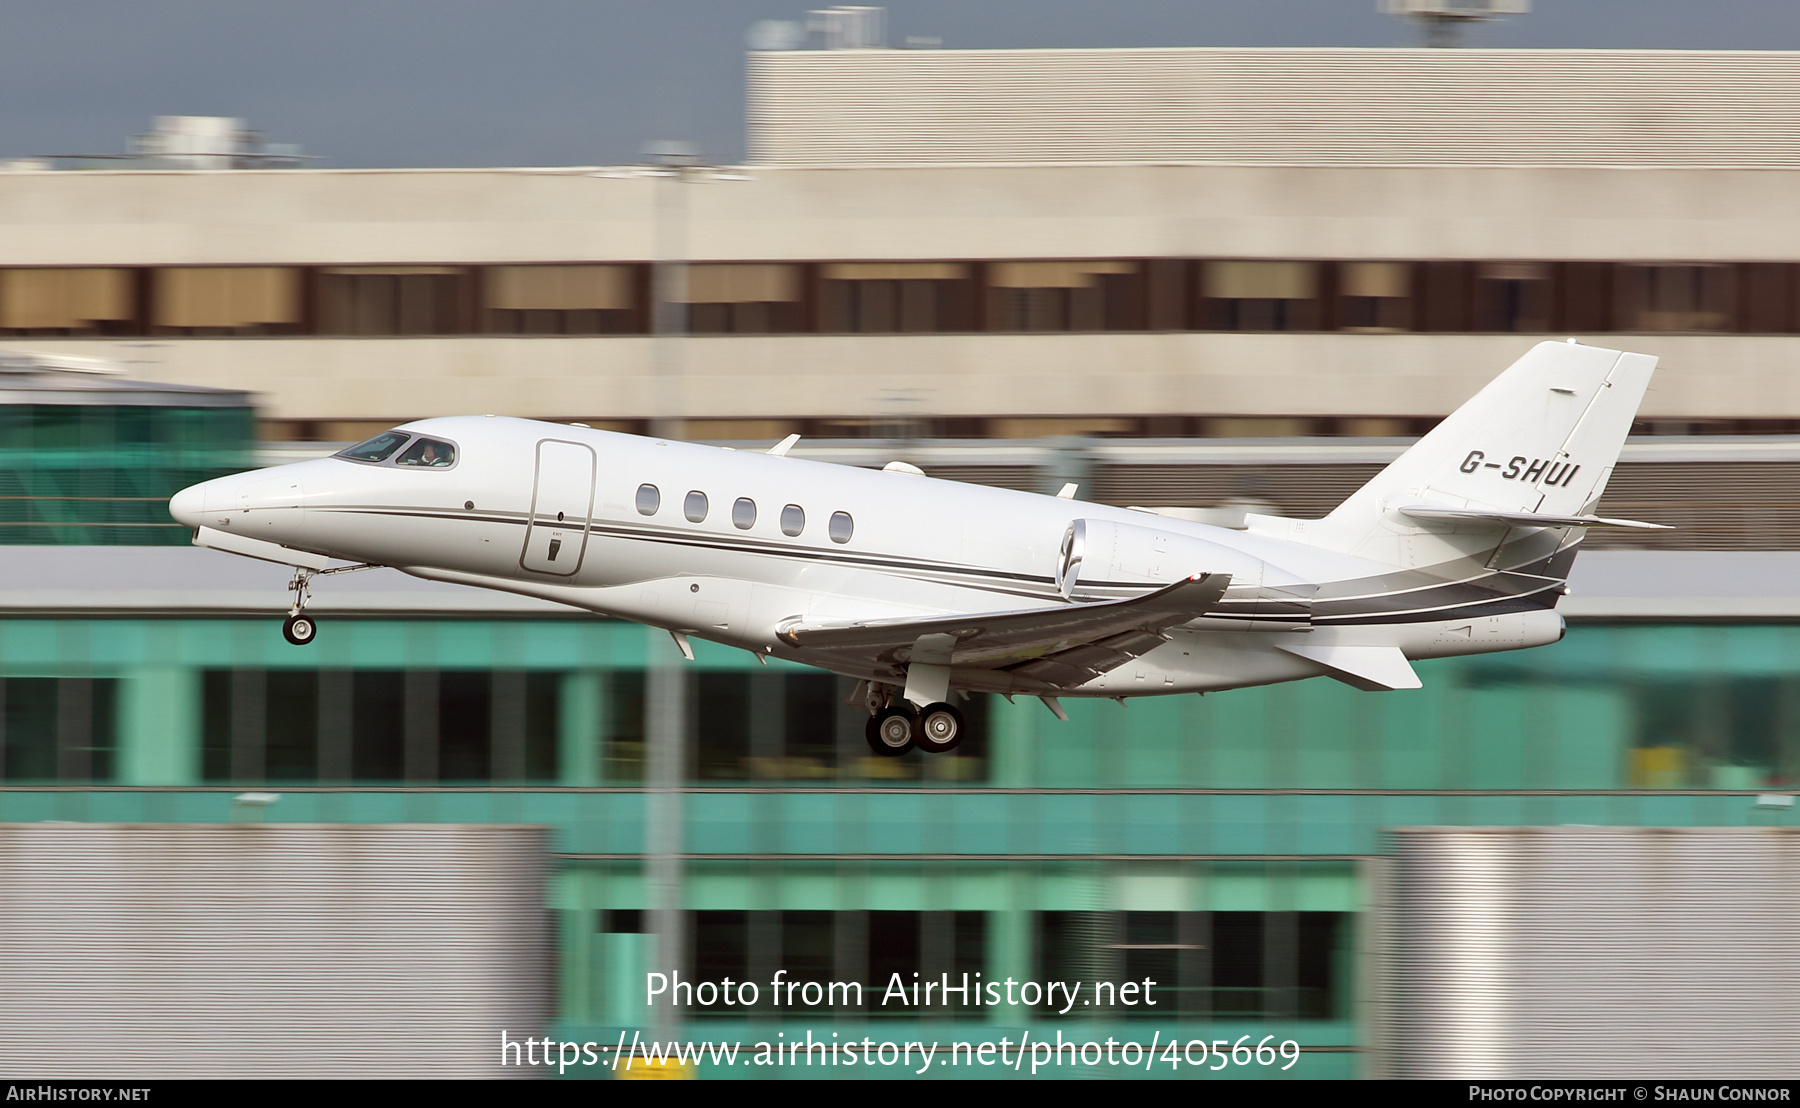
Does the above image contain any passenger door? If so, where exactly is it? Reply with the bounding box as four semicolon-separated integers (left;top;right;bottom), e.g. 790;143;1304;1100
520;439;596;576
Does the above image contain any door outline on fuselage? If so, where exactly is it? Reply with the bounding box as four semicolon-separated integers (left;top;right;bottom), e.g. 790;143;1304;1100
519;438;597;577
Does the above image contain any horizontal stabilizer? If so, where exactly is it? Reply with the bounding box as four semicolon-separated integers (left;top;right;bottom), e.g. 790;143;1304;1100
193;525;330;570
1275;642;1422;692
779;573;1231;689
1395;502;1671;531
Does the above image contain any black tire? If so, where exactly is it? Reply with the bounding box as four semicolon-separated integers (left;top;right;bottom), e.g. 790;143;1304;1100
868;706;916;756
282;614;318;646
916;702;965;754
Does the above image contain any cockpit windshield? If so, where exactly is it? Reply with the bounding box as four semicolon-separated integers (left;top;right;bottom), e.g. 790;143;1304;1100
395;438;457;467
336;430;410;463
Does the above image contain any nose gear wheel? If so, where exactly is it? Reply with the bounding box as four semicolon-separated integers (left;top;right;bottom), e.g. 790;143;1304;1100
282;613;317;646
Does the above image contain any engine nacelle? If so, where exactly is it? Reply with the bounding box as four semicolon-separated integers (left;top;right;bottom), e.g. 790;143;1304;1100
1056;517;1313;629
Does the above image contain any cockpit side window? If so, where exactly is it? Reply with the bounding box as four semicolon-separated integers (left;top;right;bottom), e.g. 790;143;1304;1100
395;438;457;467
336;430;411;463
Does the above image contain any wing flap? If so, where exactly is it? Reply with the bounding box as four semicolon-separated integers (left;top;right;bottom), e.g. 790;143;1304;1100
778;573;1231;680
1009;628;1171;687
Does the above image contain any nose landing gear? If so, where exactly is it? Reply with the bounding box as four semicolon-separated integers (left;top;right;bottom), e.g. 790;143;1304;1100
273;560;378;646
283;568;318;646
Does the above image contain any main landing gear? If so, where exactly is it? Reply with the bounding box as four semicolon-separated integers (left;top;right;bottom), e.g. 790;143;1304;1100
862;686;966;757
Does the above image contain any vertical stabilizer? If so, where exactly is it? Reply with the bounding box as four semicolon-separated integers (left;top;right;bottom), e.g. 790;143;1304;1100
1260;341;1657;567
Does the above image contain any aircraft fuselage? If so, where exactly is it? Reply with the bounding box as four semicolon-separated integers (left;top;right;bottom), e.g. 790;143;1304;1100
170;415;1566;697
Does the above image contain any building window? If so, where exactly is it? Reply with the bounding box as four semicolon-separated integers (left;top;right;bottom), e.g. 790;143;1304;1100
828;511;853;544
1739;263;1798;334
1036;911;1349;1020
0;677;117;782
988;261;1143;332
1415;261;1473;332
484;264;639;334
0;268;135;335
780;504;805;537
1618;264;1733;332
1337;261;1411;332
819;262;972;332
732;496;756;529
1200;261;1318;331
1474;262;1552;333
1628;677;1795;789
0;402;254;546
680;264;803;334
609;670;990;783
684;910;986;1018
636;483;660;515
317;266;468;335
684;490;709;523
1556;262;1613;332
152;267;302;335
200;668;560;783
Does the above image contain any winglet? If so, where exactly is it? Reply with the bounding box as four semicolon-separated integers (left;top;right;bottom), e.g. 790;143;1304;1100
1275;642;1421;691
767;433;801;457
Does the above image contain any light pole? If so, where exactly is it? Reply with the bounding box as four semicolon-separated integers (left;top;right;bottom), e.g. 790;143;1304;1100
616;142;750;1040
641;139;698;1041
645;140;697;442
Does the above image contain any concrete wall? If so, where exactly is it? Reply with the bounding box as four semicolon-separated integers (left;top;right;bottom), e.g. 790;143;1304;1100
4;164;1798;422
19;332;1800;422
2;163;1799;264
748;48;1800;169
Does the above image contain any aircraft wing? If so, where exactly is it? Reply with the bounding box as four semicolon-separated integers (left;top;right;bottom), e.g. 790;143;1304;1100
776;572;1231;689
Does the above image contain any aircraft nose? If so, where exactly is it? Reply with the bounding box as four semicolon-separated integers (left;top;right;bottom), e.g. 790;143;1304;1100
169;482;207;529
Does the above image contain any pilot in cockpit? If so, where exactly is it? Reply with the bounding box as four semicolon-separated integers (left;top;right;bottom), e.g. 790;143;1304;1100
396;438;455;467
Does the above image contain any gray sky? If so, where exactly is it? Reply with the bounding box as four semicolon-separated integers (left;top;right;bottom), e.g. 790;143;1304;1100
3;2;1796;168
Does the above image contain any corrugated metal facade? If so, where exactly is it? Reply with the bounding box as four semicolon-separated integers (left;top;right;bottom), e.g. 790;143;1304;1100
1381;827;1800;1078
0;823;547;1078
749;48;1800;168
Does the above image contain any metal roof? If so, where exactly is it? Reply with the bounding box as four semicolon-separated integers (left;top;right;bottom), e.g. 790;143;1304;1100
0;352;250;408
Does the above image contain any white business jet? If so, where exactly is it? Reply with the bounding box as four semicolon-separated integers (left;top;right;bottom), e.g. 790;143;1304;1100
169;341;1665;756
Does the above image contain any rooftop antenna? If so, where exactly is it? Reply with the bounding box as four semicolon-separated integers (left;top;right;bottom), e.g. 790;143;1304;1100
1381;0;1529;48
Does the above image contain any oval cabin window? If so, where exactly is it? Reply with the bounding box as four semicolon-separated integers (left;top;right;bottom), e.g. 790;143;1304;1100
732;498;757;529
781;504;805;537
828;511;853;544
636;484;660;515
684;491;709;523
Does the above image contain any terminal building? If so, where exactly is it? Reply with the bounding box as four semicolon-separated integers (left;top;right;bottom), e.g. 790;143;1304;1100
2;46;1799;1078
